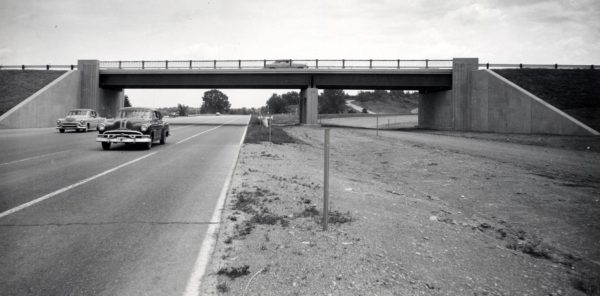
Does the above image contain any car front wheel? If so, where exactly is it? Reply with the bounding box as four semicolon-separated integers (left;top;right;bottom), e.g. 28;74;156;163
59;129;65;133
101;142;111;150
160;130;166;144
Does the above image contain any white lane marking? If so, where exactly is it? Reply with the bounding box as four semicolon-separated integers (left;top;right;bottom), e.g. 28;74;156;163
0;152;158;219
175;118;239;145
183;125;248;296
0;150;71;166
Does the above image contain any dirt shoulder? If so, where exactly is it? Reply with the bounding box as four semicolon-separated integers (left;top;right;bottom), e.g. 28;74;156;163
201;127;600;296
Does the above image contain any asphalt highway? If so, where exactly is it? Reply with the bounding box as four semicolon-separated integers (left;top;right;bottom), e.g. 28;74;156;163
0;115;250;295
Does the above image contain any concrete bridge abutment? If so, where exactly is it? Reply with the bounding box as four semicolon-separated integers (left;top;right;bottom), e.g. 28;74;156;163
78;60;124;118
418;58;478;131
299;87;318;125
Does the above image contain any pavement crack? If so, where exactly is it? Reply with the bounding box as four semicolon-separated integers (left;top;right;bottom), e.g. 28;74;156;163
0;221;220;227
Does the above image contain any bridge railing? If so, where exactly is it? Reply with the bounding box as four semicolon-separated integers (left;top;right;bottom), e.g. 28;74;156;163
480;63;595;70
0;64;77;70
1;61;595;71
97;59;454;70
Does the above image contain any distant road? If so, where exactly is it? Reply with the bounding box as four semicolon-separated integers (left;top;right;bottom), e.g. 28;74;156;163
321;114;418;129
345;100;375;114
0;115;249;295
165;114;249;125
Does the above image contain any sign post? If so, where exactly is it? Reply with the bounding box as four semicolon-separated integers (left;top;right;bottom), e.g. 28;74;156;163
323;129;330;231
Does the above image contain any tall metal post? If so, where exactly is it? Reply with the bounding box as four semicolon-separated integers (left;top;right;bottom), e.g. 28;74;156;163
323;129;330;231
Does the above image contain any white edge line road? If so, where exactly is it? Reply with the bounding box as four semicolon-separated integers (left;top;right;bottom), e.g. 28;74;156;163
182;124;249;296
0;152;158;219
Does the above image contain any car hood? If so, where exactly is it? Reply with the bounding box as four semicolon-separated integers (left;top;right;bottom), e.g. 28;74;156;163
104;118;148;131
62;115;87;122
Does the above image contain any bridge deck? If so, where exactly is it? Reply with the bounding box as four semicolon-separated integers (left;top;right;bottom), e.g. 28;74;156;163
99;69;452;90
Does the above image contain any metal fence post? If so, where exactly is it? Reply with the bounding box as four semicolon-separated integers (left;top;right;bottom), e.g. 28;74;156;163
118;61;122;69
397;59;400;69
425;59;429;68
142;61;145;69
238;59;241;69
165;60;169;69
46;65;50;70
316;59;319;69
323;128;330;231
486;63;489;69
519;63;523;69
189;60;192;69
369;59;372;69
264;59;266;68
555;63;558;69
342;59;345;69
22;65;25;70
213;60;216;69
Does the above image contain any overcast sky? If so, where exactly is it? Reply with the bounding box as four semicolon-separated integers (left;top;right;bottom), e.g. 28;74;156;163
1;0;599;108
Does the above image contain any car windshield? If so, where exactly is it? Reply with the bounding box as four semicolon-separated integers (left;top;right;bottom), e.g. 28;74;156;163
68;110;87;116
118;110;152;119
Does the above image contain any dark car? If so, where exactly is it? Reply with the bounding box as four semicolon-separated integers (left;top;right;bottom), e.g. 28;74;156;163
96;107;169;150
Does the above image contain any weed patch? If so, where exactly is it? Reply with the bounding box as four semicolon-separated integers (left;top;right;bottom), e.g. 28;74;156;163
217;265;251;279
250;211;289;226
328;210;354;224
244;115;298;144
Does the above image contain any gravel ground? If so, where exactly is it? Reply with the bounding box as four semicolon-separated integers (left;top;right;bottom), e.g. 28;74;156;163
200;127;600;296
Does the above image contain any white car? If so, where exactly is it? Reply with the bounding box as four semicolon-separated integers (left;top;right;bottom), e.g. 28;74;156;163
56;109;105;133
265;59;308;69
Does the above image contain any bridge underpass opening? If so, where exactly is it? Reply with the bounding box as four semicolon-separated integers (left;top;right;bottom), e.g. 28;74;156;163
123;88;298;116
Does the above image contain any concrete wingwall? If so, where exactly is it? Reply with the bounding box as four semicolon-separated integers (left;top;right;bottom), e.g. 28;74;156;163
469;70;597;135
419;68;598;136
0;71;81;129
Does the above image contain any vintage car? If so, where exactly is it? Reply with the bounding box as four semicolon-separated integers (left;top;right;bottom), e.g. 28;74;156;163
96;107;169;150
56;109;105;133
265;59;308;69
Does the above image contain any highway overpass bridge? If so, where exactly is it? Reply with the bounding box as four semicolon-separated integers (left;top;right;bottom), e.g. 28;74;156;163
1;58;597;135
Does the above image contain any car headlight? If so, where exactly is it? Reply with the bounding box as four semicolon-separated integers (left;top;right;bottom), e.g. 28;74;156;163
140;124;150;132
98;123;105;131
79;120;85;125
57;120;61;124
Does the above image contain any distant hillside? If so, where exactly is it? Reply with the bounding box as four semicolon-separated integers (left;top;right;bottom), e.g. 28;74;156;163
349;90;419;114
494;69;600;132
0;70;66;115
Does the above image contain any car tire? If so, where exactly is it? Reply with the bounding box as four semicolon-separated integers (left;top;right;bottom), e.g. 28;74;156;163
101;142;111;150
59;129;65;133
144;134;153;150
160;130;166;144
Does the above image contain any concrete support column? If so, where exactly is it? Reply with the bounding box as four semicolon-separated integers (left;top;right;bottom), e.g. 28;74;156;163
299;87;318;125
78;60;123;118
451;58;478;130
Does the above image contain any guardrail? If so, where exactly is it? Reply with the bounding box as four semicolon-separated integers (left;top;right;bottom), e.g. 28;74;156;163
0;61;596;71
98;59;454;70
0;64;76;70
480;63;595;70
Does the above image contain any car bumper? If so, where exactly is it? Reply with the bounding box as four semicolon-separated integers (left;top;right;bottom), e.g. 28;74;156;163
57;123;86;129
96;134;151;143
